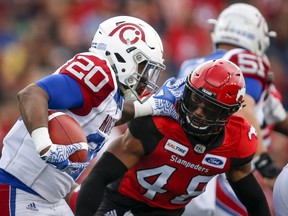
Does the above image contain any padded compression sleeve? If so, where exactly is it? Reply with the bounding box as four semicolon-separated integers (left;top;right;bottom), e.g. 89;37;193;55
75;152;127;216
228;173;271;216
36;74;83;109
128;116;164;155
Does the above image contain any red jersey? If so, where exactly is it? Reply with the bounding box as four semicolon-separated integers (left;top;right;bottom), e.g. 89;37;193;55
114;115;258;210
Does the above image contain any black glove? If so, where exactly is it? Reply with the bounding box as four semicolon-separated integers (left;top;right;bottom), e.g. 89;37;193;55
254;152;281;178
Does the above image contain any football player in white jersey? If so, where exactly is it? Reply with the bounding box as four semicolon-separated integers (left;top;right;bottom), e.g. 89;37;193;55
268;75;288;216
176;3;283;216
274;164;288;216
0;16;167;216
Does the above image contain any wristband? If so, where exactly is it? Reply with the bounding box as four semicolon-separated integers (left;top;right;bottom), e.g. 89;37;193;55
31;127;53;154
133;100;153;118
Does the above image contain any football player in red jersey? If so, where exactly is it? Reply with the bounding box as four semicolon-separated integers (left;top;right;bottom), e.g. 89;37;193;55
76;59;271;216
177;3;282;215
0;16;166;216
178;3;280;182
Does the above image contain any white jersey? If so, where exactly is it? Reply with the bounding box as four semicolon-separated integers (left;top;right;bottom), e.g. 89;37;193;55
273;164;288;216
0;51;123;203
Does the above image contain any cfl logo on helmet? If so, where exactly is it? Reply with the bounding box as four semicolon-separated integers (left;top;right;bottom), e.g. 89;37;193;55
108;23;146;45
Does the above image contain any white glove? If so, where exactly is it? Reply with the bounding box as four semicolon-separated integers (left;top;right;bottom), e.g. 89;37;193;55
40;142;88;168
134;77;185;120
263;93;286;125
31;127;89;173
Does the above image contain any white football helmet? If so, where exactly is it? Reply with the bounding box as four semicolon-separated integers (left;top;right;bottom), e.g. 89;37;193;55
90;16;165;103
208;3;276;57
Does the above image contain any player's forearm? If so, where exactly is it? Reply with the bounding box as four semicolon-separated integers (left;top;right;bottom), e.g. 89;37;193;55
228;173;271;216
236;97;266;156
18;84;49;134
116;101;135;125
75;152;128;216
238;97;281;178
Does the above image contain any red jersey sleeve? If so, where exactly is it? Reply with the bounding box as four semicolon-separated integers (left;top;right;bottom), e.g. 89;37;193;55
227;115;258;159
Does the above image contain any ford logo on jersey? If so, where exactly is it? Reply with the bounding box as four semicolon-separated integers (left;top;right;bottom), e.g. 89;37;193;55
202;154;227;169
206;158;223;165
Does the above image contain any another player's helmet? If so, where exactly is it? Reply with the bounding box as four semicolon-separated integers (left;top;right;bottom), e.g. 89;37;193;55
179;59;246;136
90;16;165;103
209;3;276;57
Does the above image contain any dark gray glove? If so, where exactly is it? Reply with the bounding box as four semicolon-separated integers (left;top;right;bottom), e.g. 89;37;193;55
254;152;281;178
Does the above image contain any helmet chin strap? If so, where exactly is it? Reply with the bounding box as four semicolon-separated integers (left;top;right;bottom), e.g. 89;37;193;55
186;116;209;130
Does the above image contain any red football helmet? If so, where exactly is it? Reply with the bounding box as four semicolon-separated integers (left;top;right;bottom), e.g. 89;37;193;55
179;59;246;136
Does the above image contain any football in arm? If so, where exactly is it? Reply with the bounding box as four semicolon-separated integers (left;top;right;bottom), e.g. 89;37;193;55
48;111;88;162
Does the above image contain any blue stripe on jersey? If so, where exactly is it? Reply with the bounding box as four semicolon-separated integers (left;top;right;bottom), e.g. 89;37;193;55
113;88;123;112
36;74;84;109
177;49;227;79
0;169;39;195
216;199;241;216
178;49;263;103
10;187;16;216
244;77;262;103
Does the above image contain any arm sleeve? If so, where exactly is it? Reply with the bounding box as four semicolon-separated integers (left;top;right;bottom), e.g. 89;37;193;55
228;173;271;216
36;74;84;109
75;152;127;216
128;116;164;155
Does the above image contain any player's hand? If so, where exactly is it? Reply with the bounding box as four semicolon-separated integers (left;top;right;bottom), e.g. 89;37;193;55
263;93;286;125
147;77;185;119
154;77;179;104
41;143;89;171
254;152;281;179
86;129;108;161
63;161;89;180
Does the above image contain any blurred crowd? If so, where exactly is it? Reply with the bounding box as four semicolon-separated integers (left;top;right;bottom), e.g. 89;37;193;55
1;0;288;166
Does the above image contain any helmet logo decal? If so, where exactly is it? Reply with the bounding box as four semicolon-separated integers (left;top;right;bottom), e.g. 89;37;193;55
248;125;257;140
199;87;216;99
201;88;213;96
109;23;146;45
236;86;245;102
